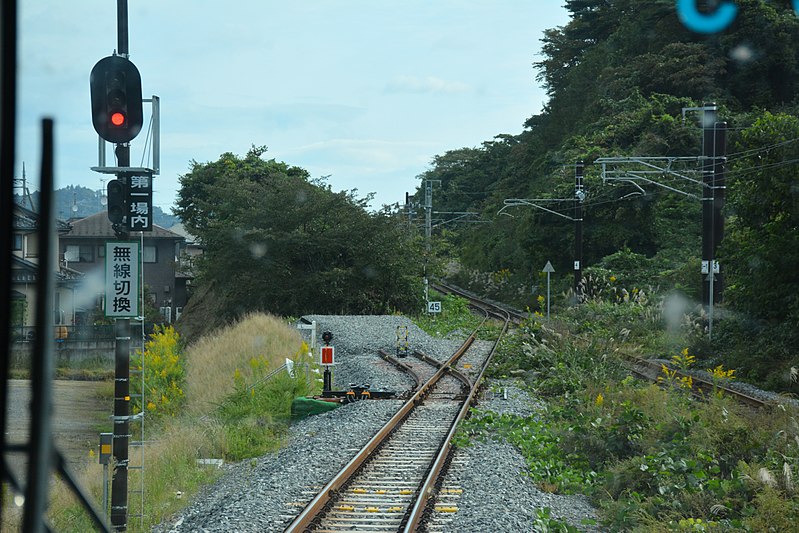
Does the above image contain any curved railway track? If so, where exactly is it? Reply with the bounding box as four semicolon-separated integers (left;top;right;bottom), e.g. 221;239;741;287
433;280;774;409
626;357;768;408
285;307;509;532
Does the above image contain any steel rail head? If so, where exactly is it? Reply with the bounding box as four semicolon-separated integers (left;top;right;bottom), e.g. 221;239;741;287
378;349;420;392
404;307;511;532
285;328;481;532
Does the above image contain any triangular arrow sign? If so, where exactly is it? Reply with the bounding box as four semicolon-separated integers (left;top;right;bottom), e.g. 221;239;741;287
542;261;555;273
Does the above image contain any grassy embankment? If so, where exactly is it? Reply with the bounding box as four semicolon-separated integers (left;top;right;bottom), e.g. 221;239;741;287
1;313;318;532
455;273;799;532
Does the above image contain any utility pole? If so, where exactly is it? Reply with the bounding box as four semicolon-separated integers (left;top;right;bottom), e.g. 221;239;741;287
596;102;727;331
574;161;585;299
424;180;437;250
712;121;726;305
422;180;439;307
111;2;130;530
701;103;726;314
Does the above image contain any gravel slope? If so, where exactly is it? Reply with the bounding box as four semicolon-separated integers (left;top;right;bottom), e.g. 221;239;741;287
155;315;602;532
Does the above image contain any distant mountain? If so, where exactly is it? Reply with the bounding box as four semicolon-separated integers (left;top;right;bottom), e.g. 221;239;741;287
15;185;179;228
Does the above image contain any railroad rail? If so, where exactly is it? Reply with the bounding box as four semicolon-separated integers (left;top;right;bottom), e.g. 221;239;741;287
284;306;510;532
430;281;526;324
627;357;768;408
436;280;774;410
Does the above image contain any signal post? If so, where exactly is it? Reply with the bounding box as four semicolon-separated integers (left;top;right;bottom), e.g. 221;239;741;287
89;1;154;529
320;331;334;394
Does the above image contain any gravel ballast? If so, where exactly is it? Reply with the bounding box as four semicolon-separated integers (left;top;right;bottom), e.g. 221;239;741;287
155;315;602;532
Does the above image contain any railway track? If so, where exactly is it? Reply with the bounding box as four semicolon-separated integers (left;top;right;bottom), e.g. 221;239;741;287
431;281;526;324
627;357;768;408
435;280;775;409
285;307;509;532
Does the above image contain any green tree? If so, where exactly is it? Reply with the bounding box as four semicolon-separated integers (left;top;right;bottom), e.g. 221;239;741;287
175;147;423;319
721;112;799;322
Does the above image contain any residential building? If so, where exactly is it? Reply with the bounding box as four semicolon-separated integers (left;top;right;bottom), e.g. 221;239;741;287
60;212;187;323
10;204;83;332
168;222;201;322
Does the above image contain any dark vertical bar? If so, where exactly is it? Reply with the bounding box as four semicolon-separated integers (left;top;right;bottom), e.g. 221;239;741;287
22;118;56;533
117;0;128;56
111;318;130;531
701;104;717;307
112;5;131;526
712;122;727;304
0;0;18;520
574;161;584;300
112;3;131;521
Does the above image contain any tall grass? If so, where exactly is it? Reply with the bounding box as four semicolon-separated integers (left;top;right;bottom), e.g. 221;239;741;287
184;312;306;414
35;312;314;532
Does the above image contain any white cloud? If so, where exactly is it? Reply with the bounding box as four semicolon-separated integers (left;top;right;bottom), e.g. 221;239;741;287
385;75;471;94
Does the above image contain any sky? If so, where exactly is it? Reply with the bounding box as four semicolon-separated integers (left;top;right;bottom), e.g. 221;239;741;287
16;1;570;214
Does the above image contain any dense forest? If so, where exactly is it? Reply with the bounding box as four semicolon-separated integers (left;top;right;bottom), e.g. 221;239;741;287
415;0;799;389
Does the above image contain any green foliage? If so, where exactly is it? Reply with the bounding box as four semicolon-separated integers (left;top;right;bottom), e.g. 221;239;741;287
413;292;481;338
215;362;314;460
419;2;799;386
712;112;799;390
532;507;589;533
722;112;799;323
175;147;424;319
484;294;799;531
131;325;186;419
454;410;597;493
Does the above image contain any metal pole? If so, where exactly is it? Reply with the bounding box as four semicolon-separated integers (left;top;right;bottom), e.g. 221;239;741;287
0;0;18;521
99;135;106;167
117;0;128;57
546;272;551;320
23;118;56;533
151;95;160;174
712;122;726;304
701;103;717;308
424;180;432;249
103;464;109;519
574;161;584;299
111;6;131;527
708;270;714;339
111;318;130;531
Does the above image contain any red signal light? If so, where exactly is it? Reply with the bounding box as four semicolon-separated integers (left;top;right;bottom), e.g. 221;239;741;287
110;112;126;127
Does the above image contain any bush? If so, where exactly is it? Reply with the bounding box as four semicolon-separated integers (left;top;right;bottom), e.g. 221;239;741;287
131;325;185;419
414;292;482;338
215;351;317;460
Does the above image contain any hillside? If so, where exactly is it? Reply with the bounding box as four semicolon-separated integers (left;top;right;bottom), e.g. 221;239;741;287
415;1;799;390
14;185;179;228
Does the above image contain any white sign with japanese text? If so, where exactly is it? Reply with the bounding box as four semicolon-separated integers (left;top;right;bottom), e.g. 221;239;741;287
105;241;140;318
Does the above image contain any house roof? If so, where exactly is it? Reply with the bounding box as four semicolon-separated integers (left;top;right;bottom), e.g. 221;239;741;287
62;212;184;240
11;256;83;282
12;203;72;233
